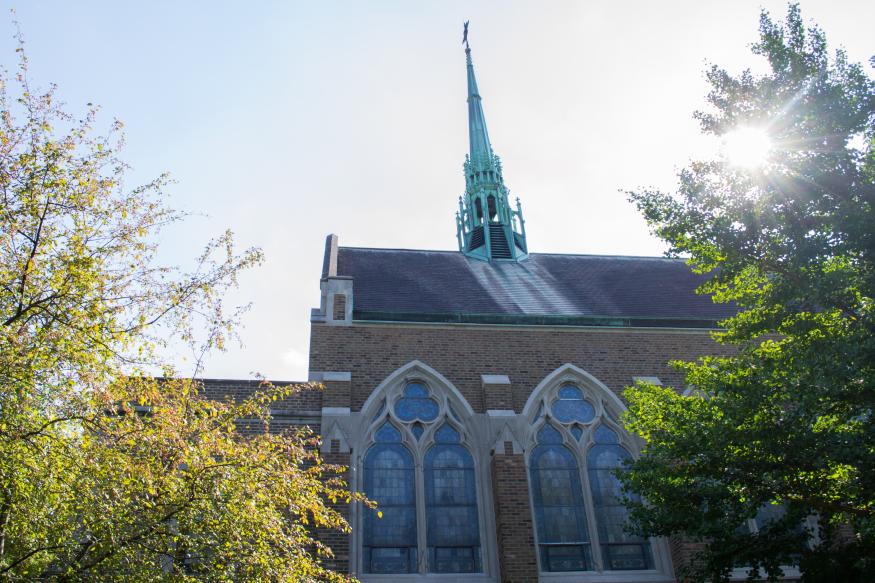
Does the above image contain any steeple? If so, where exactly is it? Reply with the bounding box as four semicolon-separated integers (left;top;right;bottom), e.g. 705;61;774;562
466;47;492;164
456;24;528;262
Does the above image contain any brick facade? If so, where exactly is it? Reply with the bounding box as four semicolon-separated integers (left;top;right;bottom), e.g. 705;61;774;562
318;448;352;574
309;322;731;413
491;452;539;582
199;378;322;437
305;320;734;581
201;322;732;581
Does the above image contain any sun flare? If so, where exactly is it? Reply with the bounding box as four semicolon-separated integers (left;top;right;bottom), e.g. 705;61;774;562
723;127;772;169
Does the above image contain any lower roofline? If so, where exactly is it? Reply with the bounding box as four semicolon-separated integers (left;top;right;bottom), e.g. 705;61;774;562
351;310;725;329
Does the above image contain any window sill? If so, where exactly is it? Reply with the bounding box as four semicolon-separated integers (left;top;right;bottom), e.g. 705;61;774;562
359;574;495;583
539;571;675;583
730;566;801;581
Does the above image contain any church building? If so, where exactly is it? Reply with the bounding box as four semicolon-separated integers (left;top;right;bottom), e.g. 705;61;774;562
206;34;739;582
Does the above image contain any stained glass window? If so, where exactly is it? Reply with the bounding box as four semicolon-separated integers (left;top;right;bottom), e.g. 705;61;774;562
374;421;402;443
587;426;653;571
754;503;787;530
395;382;439;422
593;425;620;444
551;385;596;424
363;424;417;574
425;425;481;573
530;425;591;572
434;423;461;443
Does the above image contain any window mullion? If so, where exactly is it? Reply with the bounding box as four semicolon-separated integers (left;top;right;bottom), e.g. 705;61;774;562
579;438;603;571
472;444;492;577
415;449;428;574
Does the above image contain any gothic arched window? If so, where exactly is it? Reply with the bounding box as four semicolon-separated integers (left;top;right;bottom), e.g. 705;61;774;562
424;424;481;573
362;422;417;573
361;379;482;575
528;379;655;573
530;424;591;571
587;426;652;570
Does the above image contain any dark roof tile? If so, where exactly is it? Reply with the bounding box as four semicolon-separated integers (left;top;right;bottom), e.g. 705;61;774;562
336;247;736;325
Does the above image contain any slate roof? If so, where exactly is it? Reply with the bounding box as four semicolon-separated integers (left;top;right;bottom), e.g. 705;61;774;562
335;247;736;328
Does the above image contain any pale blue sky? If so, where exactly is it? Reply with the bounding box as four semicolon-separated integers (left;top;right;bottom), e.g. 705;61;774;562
6;1;873;380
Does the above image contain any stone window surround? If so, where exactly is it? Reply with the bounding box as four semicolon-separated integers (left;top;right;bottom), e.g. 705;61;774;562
727;513;816;581
521;364;675;583
325;361;677;583
343;361;500;582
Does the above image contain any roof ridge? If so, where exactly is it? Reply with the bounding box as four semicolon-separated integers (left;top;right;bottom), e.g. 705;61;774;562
337;245;683;261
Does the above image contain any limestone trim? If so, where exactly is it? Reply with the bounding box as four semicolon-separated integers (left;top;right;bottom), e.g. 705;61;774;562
632;376;663;386
481;374;510;385
347;361;499;582
359;360;476;418
522;363;626;420
522;364;676;581
485;410;515;417
320;420;351;454
344;320;723;334
491;424;522;455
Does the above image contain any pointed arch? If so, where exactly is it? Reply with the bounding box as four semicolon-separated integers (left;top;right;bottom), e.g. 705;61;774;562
522;363;626;420
360;360;476;420
354;360;487;576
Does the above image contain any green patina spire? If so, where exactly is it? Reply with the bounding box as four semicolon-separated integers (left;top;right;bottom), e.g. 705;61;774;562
466;46;493;164
456;24;528;261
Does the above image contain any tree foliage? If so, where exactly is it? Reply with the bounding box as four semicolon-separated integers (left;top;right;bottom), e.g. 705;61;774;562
0;28;363;581
623;4;875;582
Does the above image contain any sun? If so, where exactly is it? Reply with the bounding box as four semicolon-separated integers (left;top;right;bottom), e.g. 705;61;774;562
722;127;772;169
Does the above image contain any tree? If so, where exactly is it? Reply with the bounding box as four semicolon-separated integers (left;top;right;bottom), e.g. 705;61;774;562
622;4;875;582
0;27;364;581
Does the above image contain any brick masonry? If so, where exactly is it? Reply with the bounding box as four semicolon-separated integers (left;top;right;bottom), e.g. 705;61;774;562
491;452;539;582
200;322;735;581
199;378;322;437
318;448;352;574
310;322;732;413
322;379;351;409
199;378;323;412
307;321;735;580
333;294;347;321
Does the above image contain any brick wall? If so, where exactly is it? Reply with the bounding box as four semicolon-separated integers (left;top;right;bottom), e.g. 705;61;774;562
197;323;735;580
318;447;352;574
333;294;347;321
199;378;323;437
199;378;322;411
669;537;707;582
310;323;731;413
198;378;356;573
491;452;539;582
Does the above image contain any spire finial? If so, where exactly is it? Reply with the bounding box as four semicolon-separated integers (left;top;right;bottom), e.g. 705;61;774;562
464;25;491;163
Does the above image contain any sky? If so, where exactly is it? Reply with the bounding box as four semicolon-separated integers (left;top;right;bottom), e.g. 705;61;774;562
4;1;873;381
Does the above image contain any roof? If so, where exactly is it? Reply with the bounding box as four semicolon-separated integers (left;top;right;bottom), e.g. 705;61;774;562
334;247;736;328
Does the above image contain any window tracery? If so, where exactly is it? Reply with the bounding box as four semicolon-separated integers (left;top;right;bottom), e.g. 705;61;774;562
361;379;483;576
363;422;417;573
527;375;654;574
530;424;592;571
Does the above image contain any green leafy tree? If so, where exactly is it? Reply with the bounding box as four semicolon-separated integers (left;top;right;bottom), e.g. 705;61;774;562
0;28;364;581
622;4;875;582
